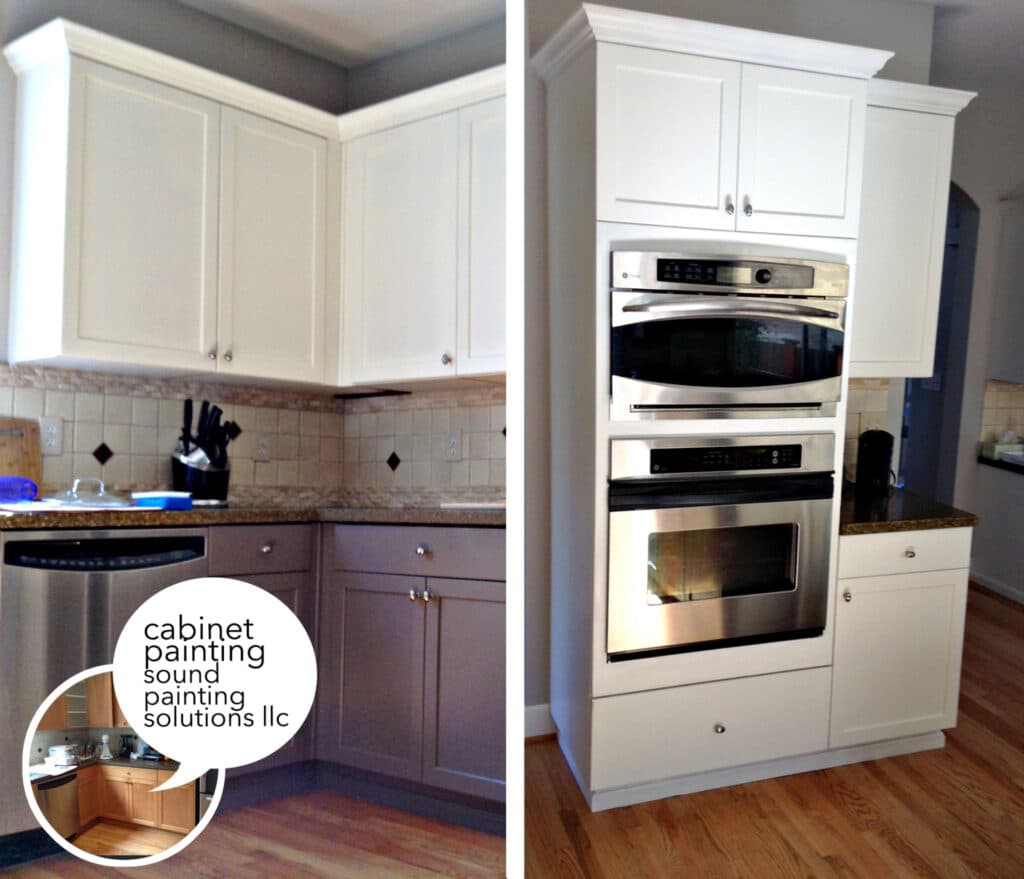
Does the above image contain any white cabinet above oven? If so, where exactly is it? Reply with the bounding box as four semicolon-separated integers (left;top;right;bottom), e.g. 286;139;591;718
596;44;870;238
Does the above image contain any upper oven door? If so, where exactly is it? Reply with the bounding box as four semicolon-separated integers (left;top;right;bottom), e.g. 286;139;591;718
607;475;833;658
611;290;846;416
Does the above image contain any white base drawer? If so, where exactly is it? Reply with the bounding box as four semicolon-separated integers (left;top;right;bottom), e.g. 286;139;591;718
838;527;972;579
591;666;831;790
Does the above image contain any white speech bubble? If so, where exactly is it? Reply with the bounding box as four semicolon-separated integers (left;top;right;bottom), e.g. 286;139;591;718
22;665;226;869
113;577;317;792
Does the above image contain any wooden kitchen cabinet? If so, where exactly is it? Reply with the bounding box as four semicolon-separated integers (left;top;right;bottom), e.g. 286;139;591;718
158;775;198;833
36;682;87;731
830;527;972;748
130;780;162;828
96;765;196;831
850;81;975;377
86;672;130;729
339;70;506;385
5;22;334;383
100;773;133;823
77;765;99;827
319;525;506;801
595;43;868;238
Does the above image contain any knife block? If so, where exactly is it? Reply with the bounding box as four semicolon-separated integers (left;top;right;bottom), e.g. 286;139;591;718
171;457;230;503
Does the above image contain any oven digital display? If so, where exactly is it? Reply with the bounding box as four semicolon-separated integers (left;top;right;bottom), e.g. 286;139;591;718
656;259;753;286
650;444;802;475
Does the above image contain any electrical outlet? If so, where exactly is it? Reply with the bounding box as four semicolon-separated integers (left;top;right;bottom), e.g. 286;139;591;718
446;432;461;461
255;435;271;462
39;416;63;456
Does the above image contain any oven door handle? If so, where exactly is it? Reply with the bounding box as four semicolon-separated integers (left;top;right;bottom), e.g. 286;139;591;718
621;295;842;327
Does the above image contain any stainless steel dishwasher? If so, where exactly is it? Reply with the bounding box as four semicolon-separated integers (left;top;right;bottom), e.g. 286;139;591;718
0;527;207;836
35;772;79;839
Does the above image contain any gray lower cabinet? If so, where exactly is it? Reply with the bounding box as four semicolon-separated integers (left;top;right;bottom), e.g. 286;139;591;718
319;524;505;801
209;523;318;774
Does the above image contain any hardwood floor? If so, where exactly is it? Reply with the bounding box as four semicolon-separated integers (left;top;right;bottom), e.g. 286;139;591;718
71;820;185;857
4;791;504;877
525;584;1024;879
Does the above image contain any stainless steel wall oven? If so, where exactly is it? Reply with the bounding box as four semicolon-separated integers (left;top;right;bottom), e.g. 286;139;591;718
607;434;834;659
611;251;848;419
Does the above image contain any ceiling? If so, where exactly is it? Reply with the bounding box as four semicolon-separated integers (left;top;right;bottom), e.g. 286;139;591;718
177;0;505;68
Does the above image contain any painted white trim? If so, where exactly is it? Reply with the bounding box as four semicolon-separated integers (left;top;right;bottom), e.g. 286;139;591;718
533;3;893;82
337;66;506;141
868;79;975;116
525;704;557;738
588;731;945;811
971;571;1024;604
4;18;338;136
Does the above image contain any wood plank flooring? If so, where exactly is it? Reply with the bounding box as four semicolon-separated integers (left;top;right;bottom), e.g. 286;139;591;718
526;584;1024;879
71;820;185;857
5;790;504;877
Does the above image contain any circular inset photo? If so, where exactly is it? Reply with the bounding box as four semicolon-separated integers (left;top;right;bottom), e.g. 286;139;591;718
22;666;224;867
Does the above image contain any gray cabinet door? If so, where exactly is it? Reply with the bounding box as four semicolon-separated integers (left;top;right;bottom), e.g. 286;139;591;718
422;577;506;800
336;571;426;782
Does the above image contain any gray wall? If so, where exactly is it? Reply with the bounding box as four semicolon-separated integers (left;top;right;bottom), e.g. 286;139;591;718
346;15;505;110
524;0;938;715
0;0;349;365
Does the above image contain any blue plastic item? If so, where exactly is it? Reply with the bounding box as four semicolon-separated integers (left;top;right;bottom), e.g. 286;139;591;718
131;491;192;511
0;475;38;501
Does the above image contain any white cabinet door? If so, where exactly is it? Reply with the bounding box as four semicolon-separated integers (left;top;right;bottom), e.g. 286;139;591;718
851;107;955;377
831;566;968;749
64;60;220;369
457;97;506;375
596;44;740;230
736;66;865;238
218;109;327;383
342;114;459;384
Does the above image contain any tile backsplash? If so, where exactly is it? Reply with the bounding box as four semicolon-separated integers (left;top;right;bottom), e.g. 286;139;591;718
0;365;504;502
843;378;891;482
980;378;1024;442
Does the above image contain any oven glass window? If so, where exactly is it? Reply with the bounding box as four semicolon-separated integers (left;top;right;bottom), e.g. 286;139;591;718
612;317;843;387
646;523;797;604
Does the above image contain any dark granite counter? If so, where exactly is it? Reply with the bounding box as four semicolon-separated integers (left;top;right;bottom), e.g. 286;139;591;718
978;455;1024;477
29;756;181;786
0;504;504;531
839;487;978;535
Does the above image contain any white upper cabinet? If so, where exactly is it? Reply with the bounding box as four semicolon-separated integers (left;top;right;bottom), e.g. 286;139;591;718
218;109;327;383
851;81;975;378
595;44;868;238
338;70;506;386
5;20;336;382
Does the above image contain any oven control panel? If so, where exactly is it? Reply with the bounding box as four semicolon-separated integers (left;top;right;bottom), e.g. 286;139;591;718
650;444;802;475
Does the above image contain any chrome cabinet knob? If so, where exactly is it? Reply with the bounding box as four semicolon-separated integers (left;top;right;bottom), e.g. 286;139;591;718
713;723;726;734
408;589;419;602
725;198;735;216
904;548;916;558
843;590;853;603
422;586;433;604
744;201;753;217
415;544;429;557
440;352;452;366
223;350;233;363
260;541;274;555
207;348;217;360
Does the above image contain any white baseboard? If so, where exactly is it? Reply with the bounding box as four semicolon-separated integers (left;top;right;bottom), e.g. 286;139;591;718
971;570;1024;604
525;703;556;738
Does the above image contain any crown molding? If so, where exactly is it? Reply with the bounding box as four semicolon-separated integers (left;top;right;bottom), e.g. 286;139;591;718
533;3;894;82
336;65;505;141
867;78;976;116
4;18;339;137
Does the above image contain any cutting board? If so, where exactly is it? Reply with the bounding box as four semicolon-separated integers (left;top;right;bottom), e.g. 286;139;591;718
0;418;42;486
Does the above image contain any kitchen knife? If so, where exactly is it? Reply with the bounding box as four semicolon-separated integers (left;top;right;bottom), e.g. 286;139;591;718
182;399;193;454
196;400;210;444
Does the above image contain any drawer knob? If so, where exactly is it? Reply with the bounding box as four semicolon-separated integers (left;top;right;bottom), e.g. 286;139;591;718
408;589;419;602
207;348;217;360
744;200;753;217
713;723;726;734
422;586;433;604
415;544;429;557
904;548;916;559
260;541;274;554
441;352;452;366
725;197;735;216
843;590;853;603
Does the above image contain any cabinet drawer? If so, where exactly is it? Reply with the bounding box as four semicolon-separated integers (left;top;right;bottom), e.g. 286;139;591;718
97;765;159;784
591;667;831;790
209;524;312;575
838;527;972;579
333;525;504;580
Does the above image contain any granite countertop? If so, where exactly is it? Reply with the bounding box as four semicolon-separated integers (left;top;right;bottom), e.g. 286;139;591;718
978;455;1024;476
839;487;978;535
0;503;505;530
29;755;181;785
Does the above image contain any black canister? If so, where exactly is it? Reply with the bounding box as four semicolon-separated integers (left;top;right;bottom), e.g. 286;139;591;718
855;429;894;496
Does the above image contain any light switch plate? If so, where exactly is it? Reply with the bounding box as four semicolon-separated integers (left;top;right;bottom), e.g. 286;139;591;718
446;432;461;461
254;435;271;462
39;416;63;456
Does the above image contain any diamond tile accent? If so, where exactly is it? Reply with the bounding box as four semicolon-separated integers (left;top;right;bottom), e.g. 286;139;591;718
92;442;113;465
386;451;401;471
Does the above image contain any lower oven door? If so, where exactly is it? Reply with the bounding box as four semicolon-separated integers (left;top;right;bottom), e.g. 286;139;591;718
607;487;832;659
